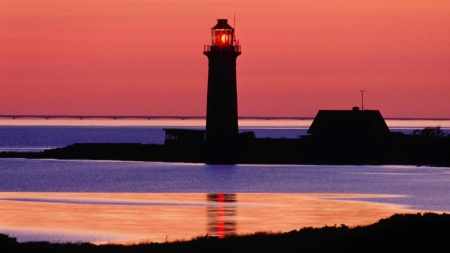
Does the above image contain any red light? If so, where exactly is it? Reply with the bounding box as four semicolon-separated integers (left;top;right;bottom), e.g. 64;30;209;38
217;192;225;238
213;30;232;46
221;34;227;43
218;192;225;203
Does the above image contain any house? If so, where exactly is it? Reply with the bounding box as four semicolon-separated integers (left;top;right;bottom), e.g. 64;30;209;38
307;107;390;143
163;129;206;146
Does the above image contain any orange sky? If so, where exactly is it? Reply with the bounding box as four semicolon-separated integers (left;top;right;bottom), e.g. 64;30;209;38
1;0;449;118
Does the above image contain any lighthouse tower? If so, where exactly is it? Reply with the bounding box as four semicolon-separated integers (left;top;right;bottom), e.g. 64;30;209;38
203;19;241;150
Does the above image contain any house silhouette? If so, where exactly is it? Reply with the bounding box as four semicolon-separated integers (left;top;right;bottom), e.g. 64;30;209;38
307;107;390;144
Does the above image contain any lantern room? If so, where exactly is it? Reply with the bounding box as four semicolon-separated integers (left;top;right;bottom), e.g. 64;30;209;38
211;19;234;46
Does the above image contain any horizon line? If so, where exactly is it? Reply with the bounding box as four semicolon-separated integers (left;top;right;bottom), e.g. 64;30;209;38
1;115;450;121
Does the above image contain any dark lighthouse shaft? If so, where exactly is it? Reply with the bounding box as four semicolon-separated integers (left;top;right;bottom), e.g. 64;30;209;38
203;19;241;163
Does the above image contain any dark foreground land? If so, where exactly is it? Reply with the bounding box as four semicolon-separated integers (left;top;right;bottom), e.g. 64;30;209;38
1;131;450;166
2;213;450;253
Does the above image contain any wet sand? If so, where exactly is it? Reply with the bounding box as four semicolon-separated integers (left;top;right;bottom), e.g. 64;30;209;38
0;192;419;244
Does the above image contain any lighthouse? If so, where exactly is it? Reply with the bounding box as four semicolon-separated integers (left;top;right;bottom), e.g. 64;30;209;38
203;19;241;152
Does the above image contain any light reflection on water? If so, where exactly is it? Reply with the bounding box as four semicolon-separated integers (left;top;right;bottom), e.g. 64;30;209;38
207;193;237;238
0;192;412;244
1;159;450;211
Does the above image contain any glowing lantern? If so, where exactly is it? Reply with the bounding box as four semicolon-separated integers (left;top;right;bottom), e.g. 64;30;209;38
211;19;234;46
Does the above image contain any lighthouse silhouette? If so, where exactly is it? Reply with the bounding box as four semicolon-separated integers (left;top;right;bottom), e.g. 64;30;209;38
203;19;241;163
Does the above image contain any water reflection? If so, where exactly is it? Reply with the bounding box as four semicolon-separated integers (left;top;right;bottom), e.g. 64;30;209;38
0;192;417;244
207;193;236;238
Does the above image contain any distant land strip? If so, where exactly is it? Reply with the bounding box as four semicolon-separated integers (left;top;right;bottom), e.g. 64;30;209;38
0;115;449;121
0;115;313;120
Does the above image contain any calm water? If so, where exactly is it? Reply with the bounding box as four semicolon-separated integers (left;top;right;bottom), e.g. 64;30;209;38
1;159;450;211
1;120;450;243
1;159;450;243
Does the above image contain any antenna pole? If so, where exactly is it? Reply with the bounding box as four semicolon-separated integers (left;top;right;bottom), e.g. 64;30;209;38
233;13;237;45
359;90;365;110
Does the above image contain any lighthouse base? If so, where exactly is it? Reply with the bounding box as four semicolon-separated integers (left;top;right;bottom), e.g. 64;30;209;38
205;141;238;164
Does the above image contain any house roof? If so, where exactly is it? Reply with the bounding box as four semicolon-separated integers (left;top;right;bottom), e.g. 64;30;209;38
307;109;390;137
163;129;205;134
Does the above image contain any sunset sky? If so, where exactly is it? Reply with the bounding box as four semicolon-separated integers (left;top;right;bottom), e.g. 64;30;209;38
1;0;449;118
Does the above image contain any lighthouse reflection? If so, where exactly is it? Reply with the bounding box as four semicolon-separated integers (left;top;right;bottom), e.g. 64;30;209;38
207;193;237;238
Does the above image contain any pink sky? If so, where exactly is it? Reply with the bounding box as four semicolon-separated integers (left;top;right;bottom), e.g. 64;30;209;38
1;0;449;118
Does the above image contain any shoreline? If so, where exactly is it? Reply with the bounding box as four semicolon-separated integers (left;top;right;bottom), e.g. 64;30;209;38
1;133;450;166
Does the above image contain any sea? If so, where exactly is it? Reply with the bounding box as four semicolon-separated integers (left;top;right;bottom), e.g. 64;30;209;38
1;118;450;244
